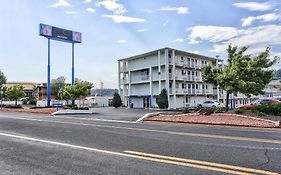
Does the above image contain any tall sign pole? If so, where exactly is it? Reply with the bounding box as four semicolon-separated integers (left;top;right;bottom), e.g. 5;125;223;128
72;43;75;86
39;24;81;107
47;38;51;107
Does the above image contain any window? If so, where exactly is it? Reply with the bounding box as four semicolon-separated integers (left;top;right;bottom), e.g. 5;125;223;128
195;59;197;64
202;60;204;65
176;83;179;88
202;84;205;89
140;69;149;80
188;84;191;89
188;71;190;75
186;97;190;103
192;84;195;89
169;69;172;73
196;84;198;89
192;71;194;75
195;71;198;76
169;83;172;88
206;85;208;89
168;54;171;58
181;70;184;75
181;56;184;62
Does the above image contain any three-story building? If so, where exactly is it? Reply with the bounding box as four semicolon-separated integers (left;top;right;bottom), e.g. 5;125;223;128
118;47;223;109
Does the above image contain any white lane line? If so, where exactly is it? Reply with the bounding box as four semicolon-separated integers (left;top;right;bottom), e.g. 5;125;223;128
0;132;270;175
2;116;281;146
53;115;136;123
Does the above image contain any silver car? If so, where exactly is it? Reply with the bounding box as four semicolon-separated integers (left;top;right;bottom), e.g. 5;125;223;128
198;100;224;108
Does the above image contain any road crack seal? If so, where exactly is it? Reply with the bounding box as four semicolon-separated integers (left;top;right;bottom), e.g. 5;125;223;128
258;144;270;167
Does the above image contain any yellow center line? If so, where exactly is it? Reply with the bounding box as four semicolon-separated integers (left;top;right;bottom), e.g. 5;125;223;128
0;132;258;175
124;150;279;175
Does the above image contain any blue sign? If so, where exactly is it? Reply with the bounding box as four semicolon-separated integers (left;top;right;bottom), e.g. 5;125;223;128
39;23;82;43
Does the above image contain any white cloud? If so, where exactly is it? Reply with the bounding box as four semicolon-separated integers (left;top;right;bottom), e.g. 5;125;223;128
233;1;274;11
141;9;153;13
188;50;199;54
117;40;127;43
163;20;169;27
86;7;96;13
96;0;126;14
203;25;281;54
83;0;92;3
49;0;71;8
136;29;148;32
188;25;241;44
160;6;189;14
241;13;281;26
104;15;145;23
172;38;184;42
65;11;76;15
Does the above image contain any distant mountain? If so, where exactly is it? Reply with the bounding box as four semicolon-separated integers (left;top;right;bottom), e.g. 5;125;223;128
91;88;118;97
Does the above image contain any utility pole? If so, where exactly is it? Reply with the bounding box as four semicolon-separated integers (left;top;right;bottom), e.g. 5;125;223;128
0;86;3;110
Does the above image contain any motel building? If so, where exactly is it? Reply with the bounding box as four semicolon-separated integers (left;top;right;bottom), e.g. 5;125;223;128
118;47;223;109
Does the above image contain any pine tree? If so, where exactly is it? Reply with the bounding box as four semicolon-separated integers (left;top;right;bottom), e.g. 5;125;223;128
112;93;122;108
157;89;169;109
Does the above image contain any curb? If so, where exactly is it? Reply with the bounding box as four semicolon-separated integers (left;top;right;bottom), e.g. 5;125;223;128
136;112;161;123
145;120;281;128
52;109;94;115
142;113;280;128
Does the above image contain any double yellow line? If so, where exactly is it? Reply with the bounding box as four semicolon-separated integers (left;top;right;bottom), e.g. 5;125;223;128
0;132;279;175
124;151;279;175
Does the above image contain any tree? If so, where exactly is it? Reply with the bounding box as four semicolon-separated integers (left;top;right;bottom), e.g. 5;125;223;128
203;45;277;112
0;69;6;87
5;85;25;105
112;93;122;108
60;79;93;105
51;76;66;100
157;89;169;109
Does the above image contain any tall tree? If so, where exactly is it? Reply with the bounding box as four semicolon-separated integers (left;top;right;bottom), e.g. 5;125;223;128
5;85;25;105
112;93;122;108
203;45;277;111
51;76;66;99
0;69;7;87
157;89;169;109
60;79;93;105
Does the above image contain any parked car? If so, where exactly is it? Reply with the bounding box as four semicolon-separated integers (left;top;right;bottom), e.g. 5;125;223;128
198;100;224;108
237;98;280;109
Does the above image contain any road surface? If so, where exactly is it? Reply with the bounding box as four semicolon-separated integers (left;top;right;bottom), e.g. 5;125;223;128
0;112;280;175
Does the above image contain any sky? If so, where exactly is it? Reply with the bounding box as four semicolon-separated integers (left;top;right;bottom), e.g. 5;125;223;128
1;0;281;88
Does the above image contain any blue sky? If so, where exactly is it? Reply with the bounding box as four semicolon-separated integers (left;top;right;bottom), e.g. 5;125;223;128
1;0;281;88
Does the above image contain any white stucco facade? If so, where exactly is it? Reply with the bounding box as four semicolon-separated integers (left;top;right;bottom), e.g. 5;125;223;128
118;47;223;109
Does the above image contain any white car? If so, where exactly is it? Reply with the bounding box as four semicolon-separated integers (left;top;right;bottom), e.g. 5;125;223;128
198;100;224;108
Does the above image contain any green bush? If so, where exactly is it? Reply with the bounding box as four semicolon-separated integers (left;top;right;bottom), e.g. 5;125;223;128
255;111;265;117
28;99;37;105
4;105;22;109
182;107;190;113
253;103;281;116
157;89;168;109
22;99;28;105
212;106;224;113
234;108;243;114
112;93;122;108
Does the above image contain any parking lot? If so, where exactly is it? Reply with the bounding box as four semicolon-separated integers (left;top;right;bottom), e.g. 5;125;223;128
55;107;155;122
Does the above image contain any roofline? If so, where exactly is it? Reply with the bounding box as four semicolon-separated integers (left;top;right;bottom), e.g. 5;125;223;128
118;47;223;62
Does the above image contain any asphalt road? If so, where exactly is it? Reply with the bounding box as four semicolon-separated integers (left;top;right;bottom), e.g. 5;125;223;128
0;112;281;175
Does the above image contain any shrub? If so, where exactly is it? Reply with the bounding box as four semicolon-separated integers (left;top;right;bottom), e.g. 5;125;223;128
4;105;22;109
112;93;122;108
234;108;242;114
253;103;281;116
22;99;28;105
199;108;214;115
255;111;265;117
182;107;190;113
28;99;37;105
212;106;224;113
157;89;168;109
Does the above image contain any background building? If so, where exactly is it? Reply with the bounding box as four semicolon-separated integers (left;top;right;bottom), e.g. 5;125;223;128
5;82;35;98
118;47;223;109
